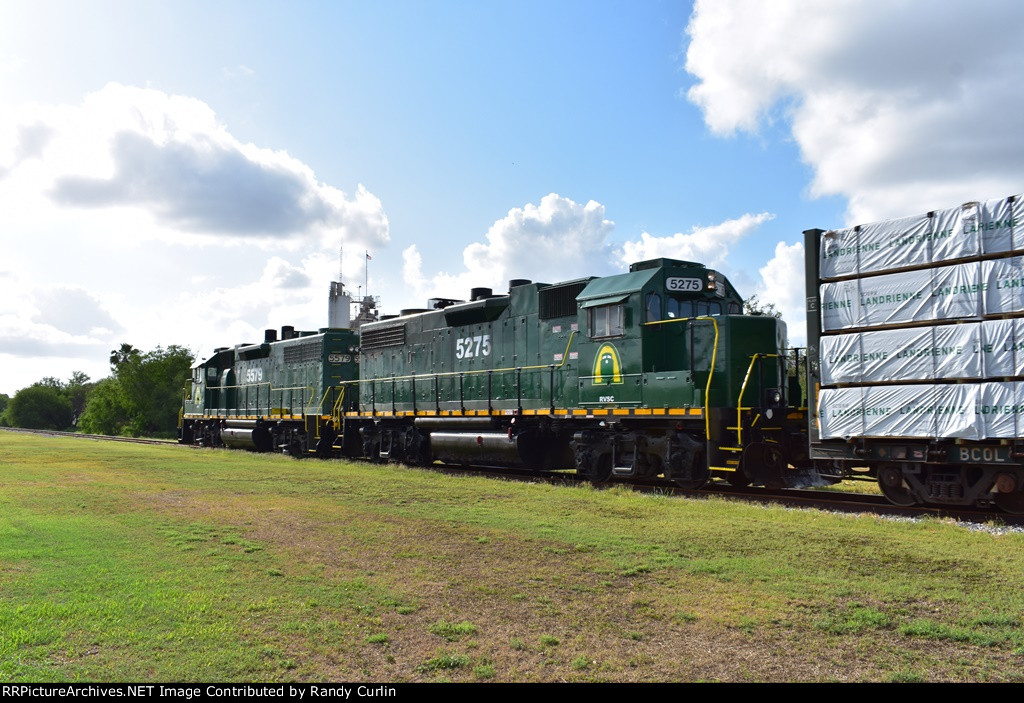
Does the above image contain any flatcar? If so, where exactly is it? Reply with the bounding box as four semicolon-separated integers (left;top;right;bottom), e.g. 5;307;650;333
804;192;1024;513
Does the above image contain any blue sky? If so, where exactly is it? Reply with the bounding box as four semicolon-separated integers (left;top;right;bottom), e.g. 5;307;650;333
2;0;1022;394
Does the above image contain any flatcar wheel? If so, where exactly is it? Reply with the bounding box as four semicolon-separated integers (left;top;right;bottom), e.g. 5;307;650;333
877;464;918;507
994;492;1024;515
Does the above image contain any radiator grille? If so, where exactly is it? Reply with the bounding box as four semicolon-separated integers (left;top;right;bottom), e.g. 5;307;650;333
283;340;323;364
539;281;588;320
361;324;407;349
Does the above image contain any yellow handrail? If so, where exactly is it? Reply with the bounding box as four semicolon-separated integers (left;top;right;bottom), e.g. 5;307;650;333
198;381;315;417
734;353;778;448
331;385;346;423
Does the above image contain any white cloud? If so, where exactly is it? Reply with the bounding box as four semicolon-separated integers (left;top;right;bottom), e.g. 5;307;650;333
618;212;774;269
33;287;122;338
1;83;390;245
262;256;312;290
754;241;806;346
402;193;616;304
685;0;1024;223
0;84;391;393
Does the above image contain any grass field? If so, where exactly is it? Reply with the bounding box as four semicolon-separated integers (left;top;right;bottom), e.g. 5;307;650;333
2;432;1023;682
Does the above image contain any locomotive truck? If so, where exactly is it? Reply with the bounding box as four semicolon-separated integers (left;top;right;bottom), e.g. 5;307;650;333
180;257;811;490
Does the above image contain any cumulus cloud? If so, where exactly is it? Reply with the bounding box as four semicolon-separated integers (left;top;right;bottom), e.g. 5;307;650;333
0;277;121;361
403;193;616;303
685;0;1024;223
618;212;774;269
754;241;807;345
261;257;312;289
0;335;107;360
33;287;122;337
13;123;54;162
163;252;342;353
1;83;389;244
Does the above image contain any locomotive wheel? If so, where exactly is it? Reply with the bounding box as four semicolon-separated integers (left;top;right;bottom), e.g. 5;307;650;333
728;469;751;488
994;492;1024;515
588;454;614;484
672;452;709;490
877;464;918;507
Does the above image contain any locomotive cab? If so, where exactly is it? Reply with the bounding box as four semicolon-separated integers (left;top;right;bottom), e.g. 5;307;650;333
571;259;802;486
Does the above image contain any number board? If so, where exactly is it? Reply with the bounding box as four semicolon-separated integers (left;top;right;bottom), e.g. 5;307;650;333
666;277;702;293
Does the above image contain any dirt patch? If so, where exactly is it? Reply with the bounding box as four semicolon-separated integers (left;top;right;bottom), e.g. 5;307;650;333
130;490;1021;682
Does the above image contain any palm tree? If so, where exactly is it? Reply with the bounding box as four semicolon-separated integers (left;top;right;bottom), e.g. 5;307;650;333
109;343;138;368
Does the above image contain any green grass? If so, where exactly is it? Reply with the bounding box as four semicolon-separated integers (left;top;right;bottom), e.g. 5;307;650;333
429;620;478;641
2;432;1024;682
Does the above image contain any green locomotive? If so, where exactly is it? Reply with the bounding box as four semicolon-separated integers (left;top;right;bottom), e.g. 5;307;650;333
180;258;809;488
179;326;360;456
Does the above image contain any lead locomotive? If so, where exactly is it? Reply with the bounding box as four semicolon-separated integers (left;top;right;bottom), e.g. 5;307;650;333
180;257;809;490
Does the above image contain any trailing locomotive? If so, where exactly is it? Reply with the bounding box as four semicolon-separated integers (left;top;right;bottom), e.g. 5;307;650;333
180;257;811;490
180;326;360;456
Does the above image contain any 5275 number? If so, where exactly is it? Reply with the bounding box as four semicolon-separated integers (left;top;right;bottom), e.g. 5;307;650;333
455;334;491;359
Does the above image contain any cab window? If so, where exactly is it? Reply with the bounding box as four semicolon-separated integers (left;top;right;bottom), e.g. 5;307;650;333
589;304;624;338
645;293;662;322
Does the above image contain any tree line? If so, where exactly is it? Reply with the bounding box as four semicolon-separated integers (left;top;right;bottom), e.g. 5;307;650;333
0;344;193;438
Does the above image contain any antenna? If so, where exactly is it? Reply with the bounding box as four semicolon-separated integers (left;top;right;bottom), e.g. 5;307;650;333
365;250;371;294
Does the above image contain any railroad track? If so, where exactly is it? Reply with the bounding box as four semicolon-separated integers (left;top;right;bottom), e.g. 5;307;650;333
1;426;180;446
6;426;1021;526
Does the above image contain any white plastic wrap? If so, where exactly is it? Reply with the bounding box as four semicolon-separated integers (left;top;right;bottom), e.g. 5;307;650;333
821;258;1024;332
861;327;938;382
817;387;865;439
820;324;986;386
979;382;1018;438
978;196;1015;254
817;194;1023;277
1015;320;1024;377
819;227;860;279
932;262;984;320
931;323;983;379
857;213;932;274
980;319;1016;376
814;196;1024;442
931;201;982;262
861;385;938;438
819;383;989;439
820;333;862;385
1017;381;1024;434
983;256;1024;314
820;279;862;331
932;383;982;440
857;268;934;328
